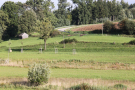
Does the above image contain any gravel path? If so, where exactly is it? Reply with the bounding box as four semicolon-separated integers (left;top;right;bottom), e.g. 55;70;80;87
57;27;72;31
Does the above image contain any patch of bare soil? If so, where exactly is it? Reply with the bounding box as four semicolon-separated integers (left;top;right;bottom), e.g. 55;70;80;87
72;22;120;32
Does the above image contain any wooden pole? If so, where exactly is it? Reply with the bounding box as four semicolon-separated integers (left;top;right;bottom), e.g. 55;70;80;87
102;20;103;35
63;34;65;48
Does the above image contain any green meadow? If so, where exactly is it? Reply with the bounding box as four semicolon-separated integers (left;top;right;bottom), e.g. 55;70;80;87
0;66;135;81
0;34;135;63
0;34;135;89
0;52;135;63
0;34;134;48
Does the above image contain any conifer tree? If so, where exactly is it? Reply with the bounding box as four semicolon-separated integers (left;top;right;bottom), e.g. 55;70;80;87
54;0;70;27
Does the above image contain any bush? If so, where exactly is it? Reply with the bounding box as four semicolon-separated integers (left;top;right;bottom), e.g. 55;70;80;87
103;21;114;33
28;63;50;85
30;32;40;37
118;19;128;34
125;20;135;35
118;19;135;35
88;29;102;34
114;84;127;89
69;83;90;90
67;30;74;34
69;83;108;90
129;39;135;45
60;38;78;44
74;31;89;34
50;30;61;37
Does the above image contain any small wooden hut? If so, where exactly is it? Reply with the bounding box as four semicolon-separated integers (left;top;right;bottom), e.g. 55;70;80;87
19;33;29;39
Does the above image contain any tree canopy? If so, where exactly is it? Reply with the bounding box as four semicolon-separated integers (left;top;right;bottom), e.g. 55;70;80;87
36;18;53;50
18;9;37;34
0;10;9;42
0;0;135;42
1;1;19;37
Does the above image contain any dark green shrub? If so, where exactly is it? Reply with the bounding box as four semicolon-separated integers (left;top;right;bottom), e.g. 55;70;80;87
50;30;61;37
118;19;135;35
118;19;128;34
69;83;90;90
28;63;50;86
125;20;135;35
103;21;114;33
30;32;40;37
114;84;127;89
129;39;135;45
74;31;89;34
60;38;78;44
88;29;102;34
69;83;108;90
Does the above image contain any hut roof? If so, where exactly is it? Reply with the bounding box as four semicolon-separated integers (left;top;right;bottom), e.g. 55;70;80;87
19;33;28;36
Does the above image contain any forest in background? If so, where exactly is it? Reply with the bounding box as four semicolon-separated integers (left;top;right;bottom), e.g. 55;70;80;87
0;0;135;42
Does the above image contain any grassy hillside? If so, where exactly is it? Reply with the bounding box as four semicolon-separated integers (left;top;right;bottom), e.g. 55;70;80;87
0;35;135;63
0;34;135;89
0;34;134;48
0;37;63;48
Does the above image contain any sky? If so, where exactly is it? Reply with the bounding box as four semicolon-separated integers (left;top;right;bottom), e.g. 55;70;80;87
0;0;134;9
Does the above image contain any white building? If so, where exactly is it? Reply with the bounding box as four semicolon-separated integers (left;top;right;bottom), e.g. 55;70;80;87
19;33;29;39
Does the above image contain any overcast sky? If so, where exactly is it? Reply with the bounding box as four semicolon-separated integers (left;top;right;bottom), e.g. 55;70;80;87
0;0;134;9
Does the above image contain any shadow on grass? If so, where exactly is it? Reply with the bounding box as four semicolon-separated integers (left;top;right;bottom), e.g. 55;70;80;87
10;81;31;87
10;81;47;87
10;49;32;52
3;38;20;42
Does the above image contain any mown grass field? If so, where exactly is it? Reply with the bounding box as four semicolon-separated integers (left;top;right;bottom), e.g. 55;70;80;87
0;34;134;48
0;52;135;63
0;34;135;89
0;66;135;81
0;34;135;63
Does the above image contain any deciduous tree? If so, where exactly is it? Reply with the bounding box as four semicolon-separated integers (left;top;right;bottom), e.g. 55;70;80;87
0;10;9;42
1;1;19;37
18;9;37;34
36;18;53;50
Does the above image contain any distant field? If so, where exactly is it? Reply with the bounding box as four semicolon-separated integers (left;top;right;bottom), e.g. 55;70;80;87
0;35;134;48
0;66;135;81
0;34;135;89
0;37;63;48
67;35;135;43
0;35;135;63
0;52;135;63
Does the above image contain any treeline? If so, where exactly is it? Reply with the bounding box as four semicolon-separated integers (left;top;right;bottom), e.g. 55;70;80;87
0;0;56;42
54;0;135;26
104;19;135;35
0;0;135;42
71;0;135;25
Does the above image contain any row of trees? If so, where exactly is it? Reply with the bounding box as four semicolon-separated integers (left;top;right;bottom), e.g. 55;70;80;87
103;19;135;35
0;0;135;43
70;0;135;25
0;0;54;50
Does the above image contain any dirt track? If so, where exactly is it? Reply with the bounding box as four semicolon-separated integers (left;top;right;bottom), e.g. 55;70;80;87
72;22;119;31
58;27;72;31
